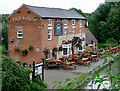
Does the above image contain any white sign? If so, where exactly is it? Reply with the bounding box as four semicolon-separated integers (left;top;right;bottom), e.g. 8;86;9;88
35;63;43;76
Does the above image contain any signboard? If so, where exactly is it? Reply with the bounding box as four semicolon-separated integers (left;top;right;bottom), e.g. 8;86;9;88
54;22;63;36
34;62;43;76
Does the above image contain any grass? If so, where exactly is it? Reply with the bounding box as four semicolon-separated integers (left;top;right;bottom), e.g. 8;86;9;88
98;42;105;49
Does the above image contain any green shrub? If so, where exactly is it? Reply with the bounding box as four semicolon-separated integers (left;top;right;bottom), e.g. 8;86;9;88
2;55;47;90
14;47;20;52
28;46;33;50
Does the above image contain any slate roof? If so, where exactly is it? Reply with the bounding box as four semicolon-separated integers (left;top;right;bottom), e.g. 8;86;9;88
24;4;86;19
85;28;98;43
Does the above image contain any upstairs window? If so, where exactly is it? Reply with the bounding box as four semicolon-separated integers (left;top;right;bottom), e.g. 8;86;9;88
80;20;82;25
17;30;23;39
48;29;52;40
80;27;82;35
64;28;67;37
64;19;67;25
48;19;52;26
72;19;75;25
72;28;75;36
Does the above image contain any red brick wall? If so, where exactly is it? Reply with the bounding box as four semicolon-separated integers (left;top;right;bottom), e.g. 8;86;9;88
8;5;86;63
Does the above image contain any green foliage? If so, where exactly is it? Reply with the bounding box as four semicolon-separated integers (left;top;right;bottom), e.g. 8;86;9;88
98;42;105;49
70;8;86;18
2;55;46;90
105;38;118;48
28;46;33;50
99;3;120;41
87;2;119;42
2;23;8;49
14;47;20;52
21;49;28;56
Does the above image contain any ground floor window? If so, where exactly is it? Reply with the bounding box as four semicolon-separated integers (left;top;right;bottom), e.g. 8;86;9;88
78;41;85;51
62;44;71;56
63;48;67;56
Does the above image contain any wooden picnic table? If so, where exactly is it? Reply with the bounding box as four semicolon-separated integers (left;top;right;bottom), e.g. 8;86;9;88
79;58;91;66
91;55;98;61
63;62;76;70
51;59;61;63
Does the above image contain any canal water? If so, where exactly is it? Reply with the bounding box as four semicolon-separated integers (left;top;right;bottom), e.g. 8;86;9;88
82;61;119;89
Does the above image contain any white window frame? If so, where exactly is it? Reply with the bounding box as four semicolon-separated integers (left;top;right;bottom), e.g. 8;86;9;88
48;19;52;26
72;19;75;25
64;28;67;38
80;20;82;25
46;50;52;60
17;30;23;39
78;41;85;51
64;19;67;25
62;44;72;56
48;29;52;40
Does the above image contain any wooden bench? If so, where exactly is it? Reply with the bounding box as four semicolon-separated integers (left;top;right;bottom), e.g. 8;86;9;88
47;61;59;70
63;64;77;70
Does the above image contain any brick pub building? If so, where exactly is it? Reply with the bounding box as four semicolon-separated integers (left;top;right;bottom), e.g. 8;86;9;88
8;4;97;63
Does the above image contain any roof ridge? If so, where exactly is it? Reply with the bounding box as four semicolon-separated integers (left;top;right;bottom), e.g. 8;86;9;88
24;4;71;11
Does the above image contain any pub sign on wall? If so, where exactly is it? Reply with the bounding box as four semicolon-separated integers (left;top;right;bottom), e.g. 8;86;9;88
54;22;63;36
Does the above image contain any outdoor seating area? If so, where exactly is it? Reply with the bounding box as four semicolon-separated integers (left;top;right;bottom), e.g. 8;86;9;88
46;45;120;70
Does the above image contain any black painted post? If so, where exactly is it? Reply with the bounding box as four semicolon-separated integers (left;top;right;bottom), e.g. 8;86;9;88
32;60;35;81
42;58;44;82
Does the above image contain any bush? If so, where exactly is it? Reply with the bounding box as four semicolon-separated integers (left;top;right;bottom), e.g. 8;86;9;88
28;46;33;50
14;47;20;52
2;55;47;90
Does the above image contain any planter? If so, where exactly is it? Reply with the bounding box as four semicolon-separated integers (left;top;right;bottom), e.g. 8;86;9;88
21;49;28;56
28;46;33;51
14;47;20;52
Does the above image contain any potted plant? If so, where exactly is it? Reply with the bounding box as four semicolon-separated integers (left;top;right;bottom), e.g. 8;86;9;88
28;46;33;51
52;47;58;56
21;49;28;56
14;47;20;52
85;54;88;58
58;46;63;51
43;49;50;55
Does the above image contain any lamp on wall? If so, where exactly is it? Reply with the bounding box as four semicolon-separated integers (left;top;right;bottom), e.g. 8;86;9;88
10;38;14;43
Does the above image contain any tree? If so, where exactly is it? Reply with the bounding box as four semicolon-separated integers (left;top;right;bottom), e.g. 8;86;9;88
99;3;120;41
70;8;86;18
87;2;114;42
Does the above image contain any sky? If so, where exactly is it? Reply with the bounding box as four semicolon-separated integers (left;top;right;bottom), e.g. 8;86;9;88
0;0;105;14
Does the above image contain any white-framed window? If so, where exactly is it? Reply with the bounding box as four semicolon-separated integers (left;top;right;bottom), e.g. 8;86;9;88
78;41;85;51
48;19;52;26
48;29;52;40
62;44;71;56
64;19;67;25
17;30;23;39
64;28;67;37
46;50;52;60
80;27;82;35
72;19;75;25
63;48;68;56
78;45;82;51
80;20;82;25
72;28;75;36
